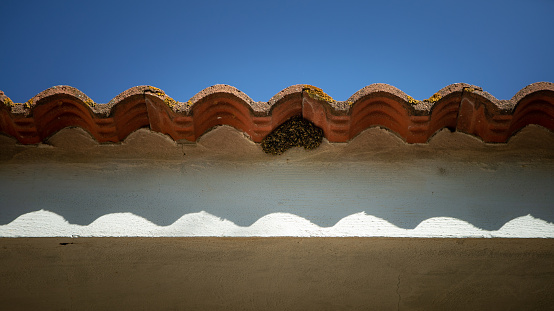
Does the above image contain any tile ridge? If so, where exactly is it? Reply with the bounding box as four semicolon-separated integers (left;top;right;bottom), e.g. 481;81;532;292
1;83;553;145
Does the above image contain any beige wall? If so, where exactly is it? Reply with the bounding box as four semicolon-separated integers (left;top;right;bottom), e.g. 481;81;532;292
1;237;553;310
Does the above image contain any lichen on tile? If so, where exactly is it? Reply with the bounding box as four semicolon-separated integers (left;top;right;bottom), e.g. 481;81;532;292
303;85;335;103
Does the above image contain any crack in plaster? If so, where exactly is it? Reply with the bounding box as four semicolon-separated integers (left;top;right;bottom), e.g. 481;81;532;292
396;273;402;311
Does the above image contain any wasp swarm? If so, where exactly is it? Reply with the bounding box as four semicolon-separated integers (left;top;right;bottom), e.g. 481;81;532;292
261;116;324;155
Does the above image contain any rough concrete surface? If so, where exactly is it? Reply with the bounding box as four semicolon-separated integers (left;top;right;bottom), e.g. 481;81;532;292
0;237;553;310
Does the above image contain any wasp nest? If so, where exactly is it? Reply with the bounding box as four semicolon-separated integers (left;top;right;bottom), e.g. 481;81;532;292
261;116;324;155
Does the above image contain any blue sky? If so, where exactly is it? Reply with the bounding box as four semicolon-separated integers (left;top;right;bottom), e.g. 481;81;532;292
1;0;553;103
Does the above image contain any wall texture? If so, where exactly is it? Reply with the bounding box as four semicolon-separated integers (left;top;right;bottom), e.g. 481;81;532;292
1;125;553;238
1;237;553;310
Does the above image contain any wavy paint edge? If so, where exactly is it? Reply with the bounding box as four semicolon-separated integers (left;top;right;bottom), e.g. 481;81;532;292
1;210;553;238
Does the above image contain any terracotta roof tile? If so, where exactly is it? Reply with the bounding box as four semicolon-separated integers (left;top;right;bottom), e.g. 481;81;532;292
0;83;553;145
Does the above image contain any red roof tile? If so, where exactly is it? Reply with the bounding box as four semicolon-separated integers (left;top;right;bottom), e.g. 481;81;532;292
0;83;553;144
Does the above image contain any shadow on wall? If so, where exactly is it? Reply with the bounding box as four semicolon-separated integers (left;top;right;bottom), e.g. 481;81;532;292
0;158;553;230
0;125;553;231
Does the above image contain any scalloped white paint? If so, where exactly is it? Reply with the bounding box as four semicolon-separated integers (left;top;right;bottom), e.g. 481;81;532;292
1;210;553;238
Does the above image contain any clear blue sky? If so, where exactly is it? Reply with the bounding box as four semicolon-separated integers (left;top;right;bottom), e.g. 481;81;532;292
1;0;553;103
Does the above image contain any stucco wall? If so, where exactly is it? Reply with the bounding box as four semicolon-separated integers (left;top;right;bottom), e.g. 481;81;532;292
1;237;553;310
1;125;553;238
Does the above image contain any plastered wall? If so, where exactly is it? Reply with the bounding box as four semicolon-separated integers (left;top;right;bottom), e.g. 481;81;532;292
1;126;553;238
